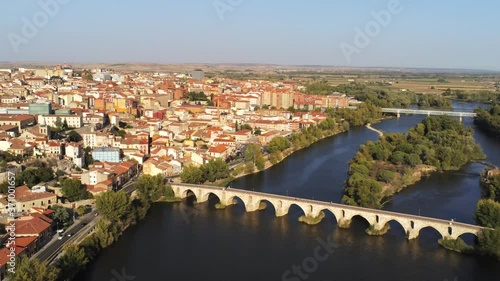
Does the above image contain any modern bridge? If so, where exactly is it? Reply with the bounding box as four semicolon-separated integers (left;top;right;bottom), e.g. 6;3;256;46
381;108;477;120
172;183;486;241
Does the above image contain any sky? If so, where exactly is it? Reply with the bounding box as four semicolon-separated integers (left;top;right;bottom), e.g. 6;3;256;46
0;0;499;71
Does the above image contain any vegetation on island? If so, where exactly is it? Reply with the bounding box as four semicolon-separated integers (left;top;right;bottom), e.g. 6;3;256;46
474;104;500;137
474;174;500;259
343;116;485;209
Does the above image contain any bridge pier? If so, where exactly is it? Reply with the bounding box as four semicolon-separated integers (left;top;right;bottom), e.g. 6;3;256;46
219;195;237;207
275;202;291;217
406;229;419;240
243;198;261;212
396;112;400;119
337;218;352;228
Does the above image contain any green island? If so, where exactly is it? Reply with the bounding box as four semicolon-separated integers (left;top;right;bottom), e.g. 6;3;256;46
342;115;500;259
474;104;500;137
343;115;485;209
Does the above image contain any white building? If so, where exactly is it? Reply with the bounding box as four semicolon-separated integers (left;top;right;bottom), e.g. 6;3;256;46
38;115;83;128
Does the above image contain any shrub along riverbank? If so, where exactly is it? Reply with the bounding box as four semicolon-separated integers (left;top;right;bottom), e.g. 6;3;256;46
343;116;485;209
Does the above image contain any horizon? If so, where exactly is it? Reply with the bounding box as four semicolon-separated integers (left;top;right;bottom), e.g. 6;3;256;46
1;0;499;71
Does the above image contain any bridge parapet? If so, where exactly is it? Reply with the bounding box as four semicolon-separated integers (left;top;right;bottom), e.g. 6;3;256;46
171;184;487;241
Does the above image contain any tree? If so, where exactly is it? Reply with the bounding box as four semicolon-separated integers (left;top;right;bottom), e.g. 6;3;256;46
240;124;252;131
76;205;87;216
54;117;63;129
377;170;396;183
244;162;255;174
52;205;70;224
8;256;59;281
404;153;422;167
61;178;91;202
349;163;370;176
254;128;262;135
267;136;290;153
255;154;266;171
135;174;166;201
180;165;205;184
67;130;82;142
62;119;69;130
57;245;89;280
201;159;230;183
476;228;500;259
475;199;500;228
244;144;262;164
94;219;119;248
95;191;130;222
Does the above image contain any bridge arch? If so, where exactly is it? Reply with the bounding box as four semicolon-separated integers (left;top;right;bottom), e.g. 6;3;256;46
456;232;477;247
316;208;340;223
380;218;410;236
181;188;217;203
287;203;311;218
417;226;447;239
350;214;371;227
181;189;196;199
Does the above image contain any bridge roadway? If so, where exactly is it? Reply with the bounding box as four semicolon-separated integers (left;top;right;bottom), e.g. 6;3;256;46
380;108;477;119
172;183;487;241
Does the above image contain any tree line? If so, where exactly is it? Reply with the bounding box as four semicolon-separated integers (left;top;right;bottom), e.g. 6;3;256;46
474;105;500;137
474;174;500;259
304;82;452;109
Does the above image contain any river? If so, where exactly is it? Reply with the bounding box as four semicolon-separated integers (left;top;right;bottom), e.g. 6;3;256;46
77;102;499;281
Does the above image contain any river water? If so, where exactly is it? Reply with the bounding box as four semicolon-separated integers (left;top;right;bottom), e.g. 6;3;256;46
78;102;499;281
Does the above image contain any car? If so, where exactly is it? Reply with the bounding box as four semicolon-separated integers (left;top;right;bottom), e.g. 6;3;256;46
80;223;87;227
67;233;73;237
58;236;64;240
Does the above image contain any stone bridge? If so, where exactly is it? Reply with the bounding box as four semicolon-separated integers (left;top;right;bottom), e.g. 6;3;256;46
172;183;486;241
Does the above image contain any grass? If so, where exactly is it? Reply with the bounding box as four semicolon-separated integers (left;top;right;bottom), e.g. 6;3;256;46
298;211;325;225
365;224;391;236
438;238;474;253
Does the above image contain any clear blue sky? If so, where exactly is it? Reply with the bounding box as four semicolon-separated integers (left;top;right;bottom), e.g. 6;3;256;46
1;0;499;70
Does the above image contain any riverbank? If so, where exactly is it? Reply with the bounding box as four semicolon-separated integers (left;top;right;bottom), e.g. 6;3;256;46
217;125;350;186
